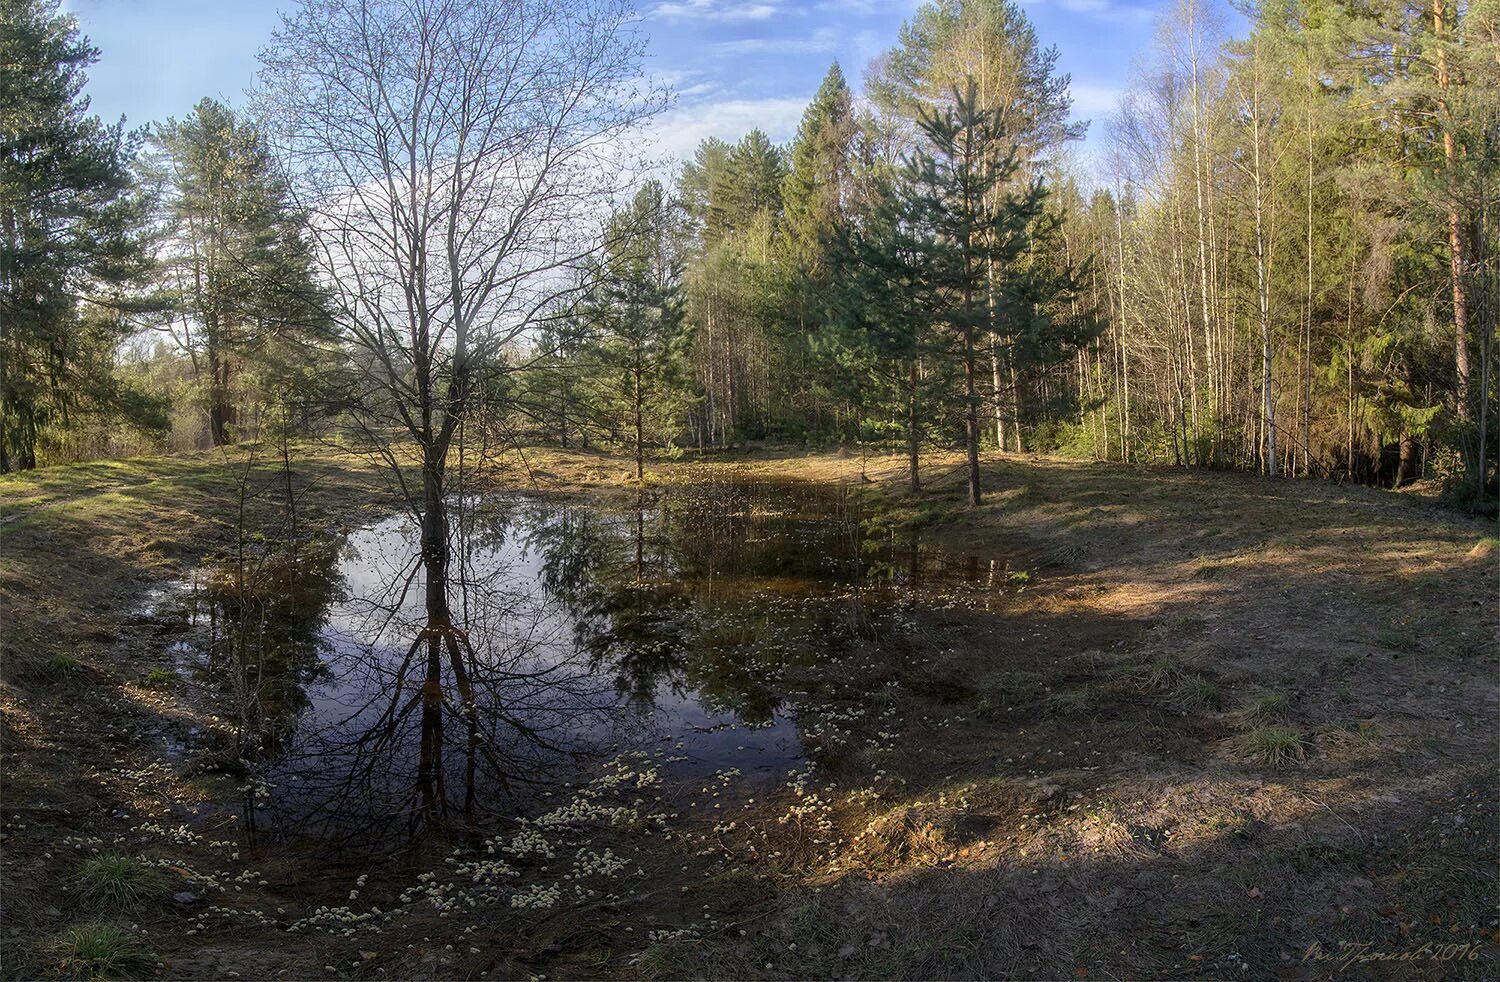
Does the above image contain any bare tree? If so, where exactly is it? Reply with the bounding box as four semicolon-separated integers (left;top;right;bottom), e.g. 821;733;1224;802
256;0;665;805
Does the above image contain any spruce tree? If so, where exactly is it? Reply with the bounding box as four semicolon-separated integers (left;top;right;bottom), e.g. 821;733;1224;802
782;63;856;270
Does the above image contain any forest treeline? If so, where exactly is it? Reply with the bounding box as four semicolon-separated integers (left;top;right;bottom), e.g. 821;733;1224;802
2;0;1496;503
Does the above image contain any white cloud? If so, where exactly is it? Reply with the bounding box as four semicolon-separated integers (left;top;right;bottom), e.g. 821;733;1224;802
643;96;808;163
648;0;779;22
647;68;722;99
1021;0;1156;23
811;0;911;11
714;28;840;54
1069;81;1124;120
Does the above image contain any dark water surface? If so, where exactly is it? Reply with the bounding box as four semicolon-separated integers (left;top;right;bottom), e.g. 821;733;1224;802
152;473;1006;847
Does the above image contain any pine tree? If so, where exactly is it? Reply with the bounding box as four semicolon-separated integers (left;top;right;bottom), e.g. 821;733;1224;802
0;0;153;471
144;98;327;446
823;174;941;490
724;130;786;231
586;181;688;479
906;81;1049;505
868;0;1083;161
679;132;788;444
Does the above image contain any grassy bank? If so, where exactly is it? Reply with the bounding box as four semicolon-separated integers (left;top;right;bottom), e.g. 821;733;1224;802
2;444;1495;979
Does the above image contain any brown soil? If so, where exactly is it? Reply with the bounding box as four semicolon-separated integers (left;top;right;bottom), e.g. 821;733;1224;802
2;444;1495;980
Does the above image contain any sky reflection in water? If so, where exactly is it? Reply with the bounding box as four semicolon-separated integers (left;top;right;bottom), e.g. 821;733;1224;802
162;476;1001;846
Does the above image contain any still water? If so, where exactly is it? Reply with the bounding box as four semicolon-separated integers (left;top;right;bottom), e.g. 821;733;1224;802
153;473;1003;846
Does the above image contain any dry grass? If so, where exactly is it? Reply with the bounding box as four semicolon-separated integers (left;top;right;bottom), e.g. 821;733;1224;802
1234;692;1291;726
1237;725;1309;768
2;442;1496;980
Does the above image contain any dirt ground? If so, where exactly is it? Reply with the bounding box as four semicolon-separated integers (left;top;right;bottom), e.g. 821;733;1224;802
2;442;1495;980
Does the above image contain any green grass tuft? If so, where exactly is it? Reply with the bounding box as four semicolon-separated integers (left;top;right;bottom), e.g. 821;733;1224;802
1375;627;1418;652
45;654;85;681
1171;675;1222;711
1115;657;1184;694
1042;686;1095;715
55;923;154;979
1240;725;1307;768
77;854;165;908
1236;692;1290;726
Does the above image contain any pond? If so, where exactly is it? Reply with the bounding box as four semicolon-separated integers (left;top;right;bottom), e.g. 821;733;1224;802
151;472;1009;849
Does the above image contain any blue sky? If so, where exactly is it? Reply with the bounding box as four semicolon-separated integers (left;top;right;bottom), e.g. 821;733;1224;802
67;0;1175;170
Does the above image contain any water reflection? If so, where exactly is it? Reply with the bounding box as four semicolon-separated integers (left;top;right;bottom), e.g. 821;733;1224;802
162;475;1000;849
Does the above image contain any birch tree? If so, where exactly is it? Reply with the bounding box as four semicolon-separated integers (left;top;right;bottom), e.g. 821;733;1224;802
257;0;665;806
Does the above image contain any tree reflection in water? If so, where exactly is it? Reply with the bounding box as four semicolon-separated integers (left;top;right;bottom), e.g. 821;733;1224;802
173;474;993;852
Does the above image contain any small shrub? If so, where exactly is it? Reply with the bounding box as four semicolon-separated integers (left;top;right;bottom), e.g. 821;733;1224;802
1240;725;1307;768
77;854;165;908
1005;569;1031;586
55;923;154;979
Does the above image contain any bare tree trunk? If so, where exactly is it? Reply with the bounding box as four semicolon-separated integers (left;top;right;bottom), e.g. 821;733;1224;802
209;348;234;446
1007;353;1021;453
991;341;1004;450
633;354;644;481
1302;46;1316;477
1397;430;1419;486
1114;193;1132;463
1480;321;1492;491
964;319;982;505
420;451;452;637
1434;0;1473;452
1347;339;1356;478
1251;65;1278;477
907;358;921;491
